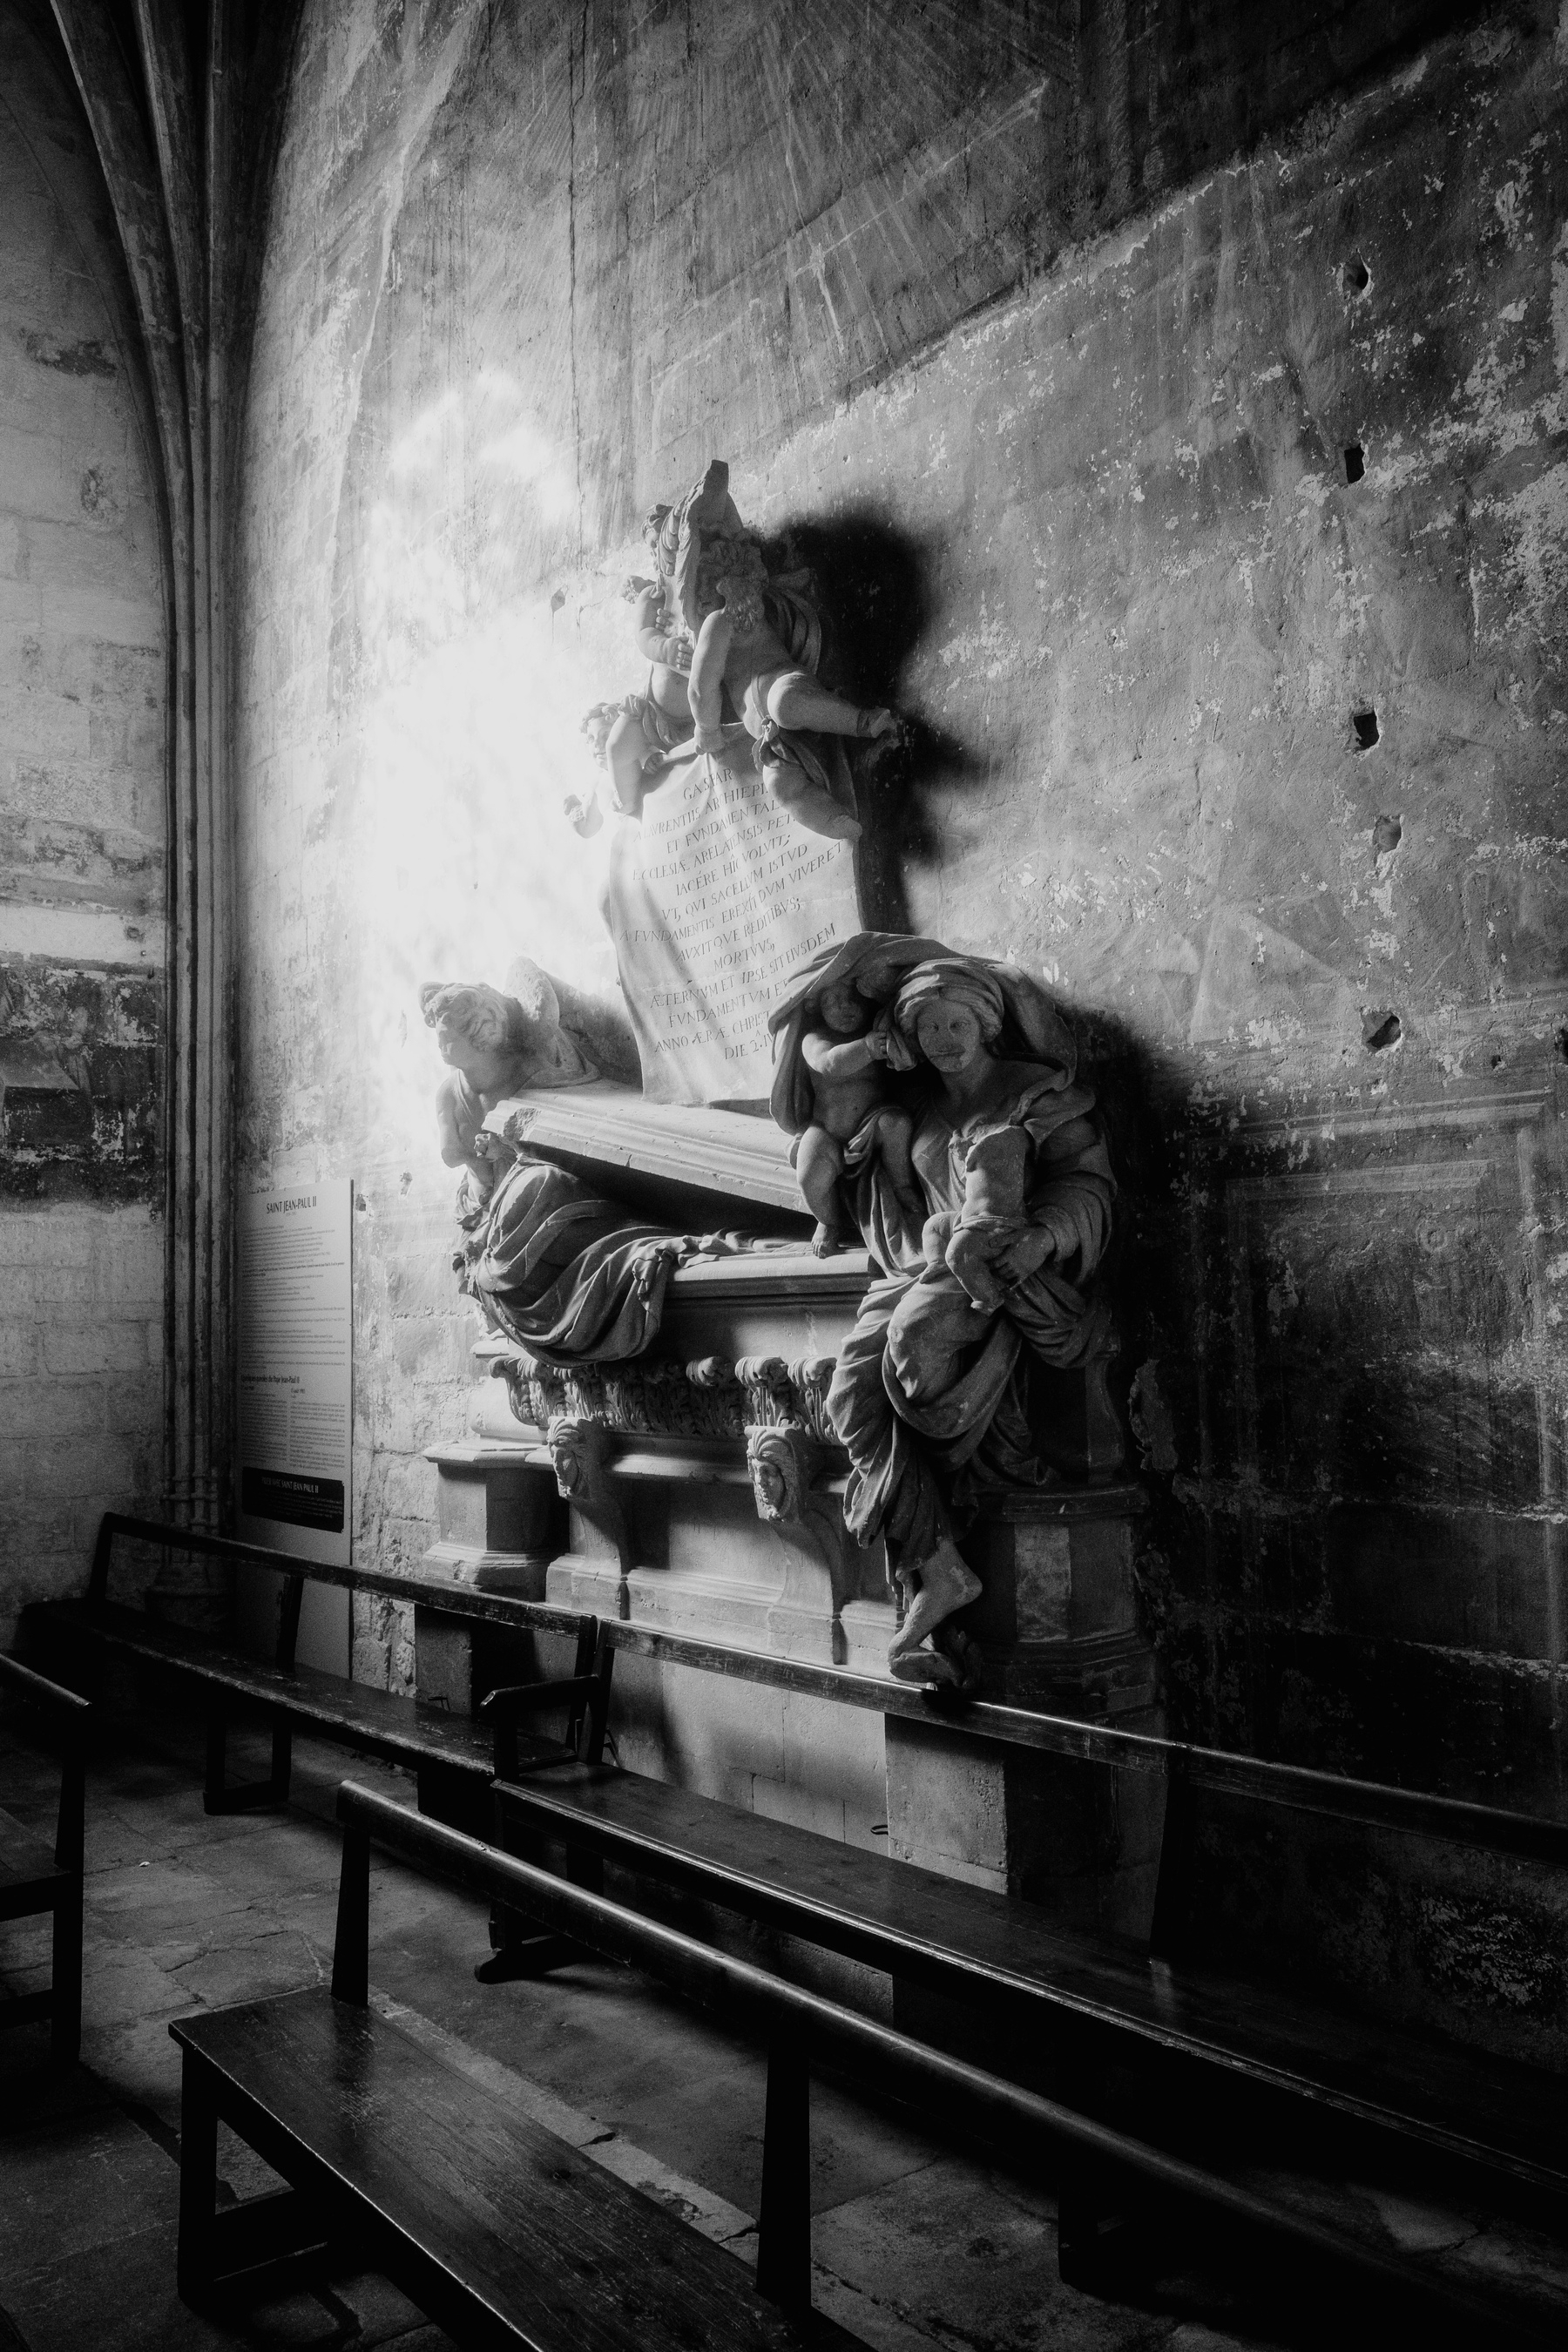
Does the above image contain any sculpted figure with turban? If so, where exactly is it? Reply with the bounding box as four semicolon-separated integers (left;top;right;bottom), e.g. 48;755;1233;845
770;936;1117;1689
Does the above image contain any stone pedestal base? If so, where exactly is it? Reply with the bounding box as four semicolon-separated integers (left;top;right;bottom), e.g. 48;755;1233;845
955;1483;1155;1713
422;1443;563;1598
888;1483;1163;1943
415;1443;569;1716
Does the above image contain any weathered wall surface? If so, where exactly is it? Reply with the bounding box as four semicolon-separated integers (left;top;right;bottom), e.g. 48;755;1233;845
0;0;169;1639
233;0;1565;1908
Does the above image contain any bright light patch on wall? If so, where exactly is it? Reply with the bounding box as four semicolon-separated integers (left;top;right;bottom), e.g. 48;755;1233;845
480;417;577;522
346;371;622;1159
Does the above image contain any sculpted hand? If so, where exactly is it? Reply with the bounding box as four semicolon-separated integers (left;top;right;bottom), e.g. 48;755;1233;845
622;574;655;602
563;790;603;838
634;1240;682;1301
994;1227;1057;1287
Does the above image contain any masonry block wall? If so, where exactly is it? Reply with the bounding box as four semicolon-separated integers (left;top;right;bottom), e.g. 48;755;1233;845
0;0;169;1641
231;0;1565;1848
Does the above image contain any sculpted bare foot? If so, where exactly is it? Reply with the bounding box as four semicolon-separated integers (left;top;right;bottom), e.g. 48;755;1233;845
767;774;862;842
889;1627;983;1693
855;706;896;739
889;1646;963;1687
887;1538;982;1665
811;1221;841;1258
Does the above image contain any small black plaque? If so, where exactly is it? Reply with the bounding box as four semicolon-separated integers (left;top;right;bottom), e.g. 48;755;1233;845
241;1467;345;1534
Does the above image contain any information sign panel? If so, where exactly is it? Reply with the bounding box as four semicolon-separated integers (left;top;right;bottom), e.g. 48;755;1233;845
236;1179;354;1568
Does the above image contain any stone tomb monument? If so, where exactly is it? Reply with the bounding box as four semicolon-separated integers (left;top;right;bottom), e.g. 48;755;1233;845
415;458;1158;1927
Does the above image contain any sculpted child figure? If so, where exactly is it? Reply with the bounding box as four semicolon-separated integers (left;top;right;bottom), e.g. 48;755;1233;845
422;963;625;1201
570;532;699;831
917;1122;1032;1313
422;983;536;1200
793;977;921;1257
647;461;898;843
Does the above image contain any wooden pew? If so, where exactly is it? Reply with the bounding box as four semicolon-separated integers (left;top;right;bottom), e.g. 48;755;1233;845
0;1652;89;2066
22;1512;612;1816
486;1740;1568;2225
169;1781;1549;2345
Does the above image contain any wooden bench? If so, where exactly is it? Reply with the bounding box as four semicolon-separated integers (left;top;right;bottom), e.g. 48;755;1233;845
0;1652;89;2066
488;1749;1568;2220
170;1778;1545;2345
170;1784;854;2350
22;1512;612;1818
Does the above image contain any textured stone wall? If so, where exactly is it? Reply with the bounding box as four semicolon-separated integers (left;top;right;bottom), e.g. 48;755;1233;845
0;0;169;1639
233;0;1566;1829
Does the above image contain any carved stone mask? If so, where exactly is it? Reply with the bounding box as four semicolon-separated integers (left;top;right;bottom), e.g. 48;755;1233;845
748;1428;801;1523
756;1460;787;1515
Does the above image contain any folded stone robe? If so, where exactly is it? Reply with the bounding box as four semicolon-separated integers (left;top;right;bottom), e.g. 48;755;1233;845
460;1154;681;1362
828;1071;1117;1571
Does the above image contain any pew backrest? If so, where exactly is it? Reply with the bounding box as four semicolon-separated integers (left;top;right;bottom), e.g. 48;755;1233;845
328;1778;1548;2347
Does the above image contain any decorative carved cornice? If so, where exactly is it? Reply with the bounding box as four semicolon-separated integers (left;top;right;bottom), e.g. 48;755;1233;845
490;1348;842;1450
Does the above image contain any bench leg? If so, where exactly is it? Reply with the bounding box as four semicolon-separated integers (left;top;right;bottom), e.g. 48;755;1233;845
177;2056;331;2307
269;1724;293;1803
476;1795;594;1984
755;2028;811;2313
205;1702;291;1815
475;1910;582;1984
332;1824;372;2005
177;2050;220;2305
1057;2185;1138;2291
50;1882;82;2068
1051;2032;1140;2293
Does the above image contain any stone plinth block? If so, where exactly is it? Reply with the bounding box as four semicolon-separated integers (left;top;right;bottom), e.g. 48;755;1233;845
889;1482;1163;1946
416;1443;570;1718
885;1710;1168;1950
422;1442;564;1598
956;1483;1154;1713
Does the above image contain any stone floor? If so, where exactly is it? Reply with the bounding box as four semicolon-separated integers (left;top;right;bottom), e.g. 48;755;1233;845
2;1703;1565;2352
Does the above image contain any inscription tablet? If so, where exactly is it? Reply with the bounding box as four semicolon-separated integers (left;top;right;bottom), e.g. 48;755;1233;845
602;750;860;1105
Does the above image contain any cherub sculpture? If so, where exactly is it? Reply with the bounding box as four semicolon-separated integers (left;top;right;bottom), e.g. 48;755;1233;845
421;958;639;1200
916;1120;1033;1313
769;936;945;1254
763;983;914;1256
582;460;898;844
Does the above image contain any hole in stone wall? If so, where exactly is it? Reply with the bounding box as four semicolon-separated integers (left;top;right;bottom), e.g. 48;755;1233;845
1344;443;1365;483
1353;708;1380;750
1371;813;1402;854
1362;1010;1402;1051
1342;255;1371;295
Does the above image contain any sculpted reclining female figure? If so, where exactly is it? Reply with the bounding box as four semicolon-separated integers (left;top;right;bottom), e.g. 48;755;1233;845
807;947;1117;1689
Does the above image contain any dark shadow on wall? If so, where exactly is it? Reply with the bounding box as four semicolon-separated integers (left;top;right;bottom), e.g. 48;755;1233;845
1079;1003;1568;1815
1071;1007;1188;1470
766;507;995;935
1062;1010;1568;2064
